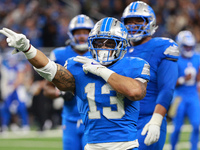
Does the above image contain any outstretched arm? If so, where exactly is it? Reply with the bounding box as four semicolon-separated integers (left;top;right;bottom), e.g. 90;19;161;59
0;28;75;92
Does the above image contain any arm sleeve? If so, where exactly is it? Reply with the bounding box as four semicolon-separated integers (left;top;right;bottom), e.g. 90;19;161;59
156;59;178;110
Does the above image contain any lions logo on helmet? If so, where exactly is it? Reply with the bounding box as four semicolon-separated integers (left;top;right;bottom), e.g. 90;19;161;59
88;17;128;65
121;1;158;42
176;30;196;58
68;14;94;51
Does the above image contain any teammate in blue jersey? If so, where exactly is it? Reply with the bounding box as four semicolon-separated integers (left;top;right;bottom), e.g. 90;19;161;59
0;17;150;150
43;14;94;150
170;31;200;150
121;1;179;150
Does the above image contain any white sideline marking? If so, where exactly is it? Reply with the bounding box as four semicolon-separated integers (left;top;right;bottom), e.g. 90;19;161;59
1;124;199;150
0;140;62;148
167;124;192;133
164;142;200;150
0;128;62;139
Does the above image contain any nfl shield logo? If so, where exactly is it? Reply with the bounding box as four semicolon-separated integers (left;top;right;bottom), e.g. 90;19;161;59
129;47;134;53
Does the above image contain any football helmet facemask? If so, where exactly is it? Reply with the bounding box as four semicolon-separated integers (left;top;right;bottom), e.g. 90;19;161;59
68;14;94;51
88;17;128;65
176;30;196;58
121;1;158;42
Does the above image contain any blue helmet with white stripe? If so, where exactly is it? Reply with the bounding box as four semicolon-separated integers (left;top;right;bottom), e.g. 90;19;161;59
68;14;94;51
88;17;128;65
176;30;196;58
121;1;158;42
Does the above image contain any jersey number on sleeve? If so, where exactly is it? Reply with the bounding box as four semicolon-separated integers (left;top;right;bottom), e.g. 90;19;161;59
85;83;125;119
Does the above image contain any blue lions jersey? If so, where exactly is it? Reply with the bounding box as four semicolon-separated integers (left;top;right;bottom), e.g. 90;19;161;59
175;53;200;97
170;53;200;150
125;37;179;150
50;45;90;122
126;37;179;116
66;56;150;144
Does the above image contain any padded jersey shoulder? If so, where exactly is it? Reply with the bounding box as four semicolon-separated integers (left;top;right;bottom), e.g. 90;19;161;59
152;37;179;61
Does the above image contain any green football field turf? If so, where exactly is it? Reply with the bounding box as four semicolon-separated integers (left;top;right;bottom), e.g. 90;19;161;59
0;125;198;150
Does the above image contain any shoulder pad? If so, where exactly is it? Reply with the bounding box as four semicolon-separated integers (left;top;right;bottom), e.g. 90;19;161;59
164;45;179;61
64;57;76;69
161;38;179;61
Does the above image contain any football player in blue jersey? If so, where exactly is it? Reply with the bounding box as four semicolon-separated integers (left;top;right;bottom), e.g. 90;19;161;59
43;14;94;150
170;31;200;150
0;17;150;150
121;1;179;150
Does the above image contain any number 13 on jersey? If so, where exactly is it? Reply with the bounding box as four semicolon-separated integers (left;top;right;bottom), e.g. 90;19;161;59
85;83;125;119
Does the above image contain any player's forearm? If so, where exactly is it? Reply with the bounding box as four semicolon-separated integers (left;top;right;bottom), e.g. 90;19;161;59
107;73;147;101
28;49;49;68
43;81;60;99
153;104;167;117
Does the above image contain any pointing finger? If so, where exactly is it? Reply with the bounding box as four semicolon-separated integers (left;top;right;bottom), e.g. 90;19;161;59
3;28;17;36
0;29;12;38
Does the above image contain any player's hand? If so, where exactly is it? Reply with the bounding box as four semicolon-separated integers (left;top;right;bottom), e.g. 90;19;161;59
0;28;30;54
141;123;160;146
141;113;163;146
74;56;114;82
74;56;105;75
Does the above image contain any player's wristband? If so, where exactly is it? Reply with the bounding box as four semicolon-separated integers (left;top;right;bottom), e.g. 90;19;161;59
23;45;37;59
99;68;115;82
149;113;163;127
178;76;185;85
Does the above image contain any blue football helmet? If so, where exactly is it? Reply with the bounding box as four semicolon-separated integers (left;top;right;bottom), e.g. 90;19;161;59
88;17;128;65
68;14;94;51
176;30;196;58
121;1;158;42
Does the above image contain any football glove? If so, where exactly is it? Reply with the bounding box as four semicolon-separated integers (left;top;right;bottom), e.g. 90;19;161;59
73;56;114;82
141;113;163;146
0;28;30;53
0;28;37;59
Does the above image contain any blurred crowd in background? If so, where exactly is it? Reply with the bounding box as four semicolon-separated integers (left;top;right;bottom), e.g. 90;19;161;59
0;0;200;48
0;0;200;132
